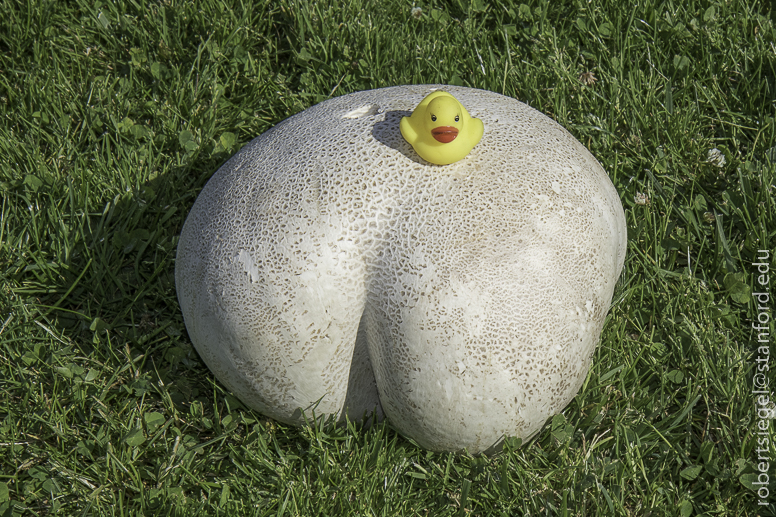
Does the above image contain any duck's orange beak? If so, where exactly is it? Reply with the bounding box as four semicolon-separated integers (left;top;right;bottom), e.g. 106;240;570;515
431;126;459;143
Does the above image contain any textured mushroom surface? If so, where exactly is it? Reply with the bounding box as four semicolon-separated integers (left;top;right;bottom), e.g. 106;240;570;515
175;85;627;454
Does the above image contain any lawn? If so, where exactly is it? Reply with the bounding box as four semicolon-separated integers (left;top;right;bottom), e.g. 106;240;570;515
1;0;775;515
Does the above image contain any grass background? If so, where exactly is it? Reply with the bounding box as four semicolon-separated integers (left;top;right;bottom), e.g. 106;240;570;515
1;0;775;515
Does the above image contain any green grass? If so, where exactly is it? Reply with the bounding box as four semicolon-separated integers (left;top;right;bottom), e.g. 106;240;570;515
1;0;775;514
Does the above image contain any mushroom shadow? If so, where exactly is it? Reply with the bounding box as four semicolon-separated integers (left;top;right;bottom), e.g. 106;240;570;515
341;311;384;428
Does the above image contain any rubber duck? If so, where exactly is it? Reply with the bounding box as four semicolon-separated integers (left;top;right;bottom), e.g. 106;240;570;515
400;91;484;165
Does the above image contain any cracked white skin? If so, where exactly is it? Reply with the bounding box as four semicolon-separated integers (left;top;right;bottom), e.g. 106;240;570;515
175;85;627;454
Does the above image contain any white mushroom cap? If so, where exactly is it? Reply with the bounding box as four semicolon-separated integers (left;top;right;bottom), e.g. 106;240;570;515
175;85;627;454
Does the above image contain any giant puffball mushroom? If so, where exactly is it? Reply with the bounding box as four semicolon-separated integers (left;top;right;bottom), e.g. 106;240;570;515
175;85;627;454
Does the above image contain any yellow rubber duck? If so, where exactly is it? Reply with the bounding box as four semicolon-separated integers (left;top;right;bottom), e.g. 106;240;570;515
400;91;484;165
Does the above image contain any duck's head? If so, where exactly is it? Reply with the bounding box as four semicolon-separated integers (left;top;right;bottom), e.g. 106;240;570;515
423;95;465;143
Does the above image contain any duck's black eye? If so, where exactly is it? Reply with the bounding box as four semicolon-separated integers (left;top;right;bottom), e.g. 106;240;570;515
455;115;460;122
431;114;437;122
